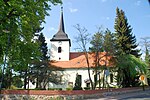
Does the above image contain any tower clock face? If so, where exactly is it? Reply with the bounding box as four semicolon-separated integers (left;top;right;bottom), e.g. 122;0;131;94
58;41;62;45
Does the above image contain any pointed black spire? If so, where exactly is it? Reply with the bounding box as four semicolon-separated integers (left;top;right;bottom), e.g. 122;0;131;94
59;6;65;33
51;7;69;40
50;7;71;46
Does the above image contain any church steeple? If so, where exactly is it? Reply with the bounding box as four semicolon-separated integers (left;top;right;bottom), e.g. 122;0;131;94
59;7;65;33
50;7;70;45
50;6;71;61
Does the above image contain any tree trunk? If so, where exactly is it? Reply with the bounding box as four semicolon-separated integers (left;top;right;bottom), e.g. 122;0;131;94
24;70;27;89
85;52;94;89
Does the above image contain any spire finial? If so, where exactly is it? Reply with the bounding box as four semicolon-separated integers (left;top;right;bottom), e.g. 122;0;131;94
61;6;63;12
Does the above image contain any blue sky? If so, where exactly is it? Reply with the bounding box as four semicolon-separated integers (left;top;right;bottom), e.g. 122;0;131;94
42;0;150;52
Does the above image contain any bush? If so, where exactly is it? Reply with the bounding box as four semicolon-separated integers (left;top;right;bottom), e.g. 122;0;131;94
84;87;90;90
73;86;82;90
48;88;62;90
9;85;18;89
66;88;73;90
33;88;46;90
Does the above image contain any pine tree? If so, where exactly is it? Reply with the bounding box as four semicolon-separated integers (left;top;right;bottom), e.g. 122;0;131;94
34;33;49;89
30;33;62;89
38;33;49;61
114;7;141;57
114;7;142;87
103;29;116;55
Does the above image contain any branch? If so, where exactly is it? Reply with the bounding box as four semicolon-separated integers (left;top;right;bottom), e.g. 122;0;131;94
0;9;19;24
3;0;10;6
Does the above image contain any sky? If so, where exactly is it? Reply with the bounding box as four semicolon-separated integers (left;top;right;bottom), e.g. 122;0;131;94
42;0;150;52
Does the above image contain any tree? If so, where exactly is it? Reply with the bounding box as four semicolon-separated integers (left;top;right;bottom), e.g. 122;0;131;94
114;7;142;87
103;29;116;55
30;61;62;89
74;24;94;89
0;0;62;89
90;28;116;89
12;75;23;88
140;37;150;66
140;37;150;85
90;28;104;89
29;33;49;89
116;54;146;87
73;74;82;90
114;7;141;57
30;33;62;89
38;33;49;61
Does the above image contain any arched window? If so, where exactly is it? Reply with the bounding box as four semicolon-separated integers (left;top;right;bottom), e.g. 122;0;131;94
58;47;62;53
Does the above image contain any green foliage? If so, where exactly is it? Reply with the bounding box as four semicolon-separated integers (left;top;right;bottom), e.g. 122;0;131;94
73;75;83;90
73;86;83;90
114;7;141;57
90;28;116;89
30;33;62;89
0;0;62;89
145;47;150;67
140;37;150;79
116;54;146;87
84;87;90;90
12;75;23;88
38;33;49;61
66;87;73;90
117;55;146;76
0;0;61;69
103;29;116;55
114;7;143;87
48;88;62;90
90;29;104;52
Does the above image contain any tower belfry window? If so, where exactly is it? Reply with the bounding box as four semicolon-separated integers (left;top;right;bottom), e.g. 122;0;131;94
58;46;62;53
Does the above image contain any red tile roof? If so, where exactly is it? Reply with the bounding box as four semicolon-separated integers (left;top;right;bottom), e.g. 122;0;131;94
49;52;115;69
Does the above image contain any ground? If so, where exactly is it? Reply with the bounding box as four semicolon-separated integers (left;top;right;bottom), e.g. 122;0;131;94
86;89;150;100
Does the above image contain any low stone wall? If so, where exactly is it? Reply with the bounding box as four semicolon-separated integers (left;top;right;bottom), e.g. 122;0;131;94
0;87;147;100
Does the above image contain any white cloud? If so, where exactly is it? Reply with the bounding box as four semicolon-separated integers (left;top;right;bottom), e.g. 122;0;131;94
69;8;78;13
135;0;141;6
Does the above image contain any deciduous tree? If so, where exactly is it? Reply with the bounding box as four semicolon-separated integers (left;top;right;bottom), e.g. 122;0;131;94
74;24;94;89
0;0;62;89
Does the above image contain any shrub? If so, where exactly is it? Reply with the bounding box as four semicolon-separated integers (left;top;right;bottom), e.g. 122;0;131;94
73;86;82;90
66;88;73;90
84;87;90;90
48;88;62;90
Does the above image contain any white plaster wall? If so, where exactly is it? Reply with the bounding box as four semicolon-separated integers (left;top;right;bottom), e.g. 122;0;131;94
61;69;94;88
48;69;118;90
48;69;94;89
50;41;70;61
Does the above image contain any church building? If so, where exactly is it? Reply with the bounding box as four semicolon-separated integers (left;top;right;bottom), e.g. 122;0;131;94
49;7;115;90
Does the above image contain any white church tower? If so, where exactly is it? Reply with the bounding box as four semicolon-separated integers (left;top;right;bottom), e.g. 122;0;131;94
50;7;71;61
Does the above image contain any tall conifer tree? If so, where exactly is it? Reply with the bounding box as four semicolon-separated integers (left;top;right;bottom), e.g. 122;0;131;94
38;33;49;61
114;7;141;57
114;7;141;87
